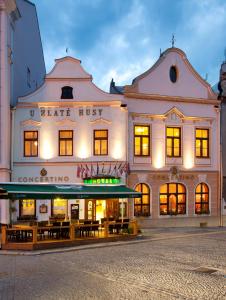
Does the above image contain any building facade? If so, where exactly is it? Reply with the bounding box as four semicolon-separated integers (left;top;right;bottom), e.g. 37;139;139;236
112;47;221;227
10;56;130;224
0;0;45;223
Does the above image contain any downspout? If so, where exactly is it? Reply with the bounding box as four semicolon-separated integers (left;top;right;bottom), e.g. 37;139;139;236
10;106;15;180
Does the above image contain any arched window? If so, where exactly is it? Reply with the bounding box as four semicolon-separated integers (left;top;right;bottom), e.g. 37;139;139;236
134;183;150;217
195;183;209;214
61;86;73;99
159;183;186;215
169;66;177;83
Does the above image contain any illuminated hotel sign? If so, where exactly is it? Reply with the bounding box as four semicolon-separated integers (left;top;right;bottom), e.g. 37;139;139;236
29;107;103;118
83;177;121;185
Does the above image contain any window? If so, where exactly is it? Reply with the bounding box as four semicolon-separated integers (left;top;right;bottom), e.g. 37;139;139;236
166;127;181;157
20;199;36;217
52;198;67;216
159;183;186;215
59;130;73;156
61;86;73;99
169;66;177;83
24;131;38;157
196;129;209;158
94;130;108;155
134;125;150;156
134;183;150;217
195;183;209;214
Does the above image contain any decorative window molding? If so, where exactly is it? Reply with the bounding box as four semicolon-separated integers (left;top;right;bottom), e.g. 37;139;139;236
20;119;41;127
90;118;112;125
55;119;77;126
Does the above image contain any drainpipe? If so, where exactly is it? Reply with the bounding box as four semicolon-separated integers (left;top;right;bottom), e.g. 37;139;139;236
10;106;16;180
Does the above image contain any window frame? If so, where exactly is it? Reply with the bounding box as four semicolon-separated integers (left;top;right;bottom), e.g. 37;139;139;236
19;199;36;217
159;183;186;215
58;130;73;156
133;124;150;157
51;198;68;217
93;129;108;156
195;128;210;158
61;86;73;99
134;183;150;217
166;126;181;158
24;130;38;157
195;183;209;214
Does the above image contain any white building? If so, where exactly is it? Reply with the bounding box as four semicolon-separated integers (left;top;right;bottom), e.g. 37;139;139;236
112;47;221;227
9;56;131;223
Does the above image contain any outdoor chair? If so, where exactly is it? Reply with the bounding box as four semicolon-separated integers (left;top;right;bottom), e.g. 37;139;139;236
50;222;61;239
61;221;70;239
91;221;99;237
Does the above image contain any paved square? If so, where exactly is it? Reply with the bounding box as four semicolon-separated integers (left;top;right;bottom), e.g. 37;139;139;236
1;228;226;299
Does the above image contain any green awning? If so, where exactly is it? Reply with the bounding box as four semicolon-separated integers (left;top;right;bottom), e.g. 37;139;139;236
0;183;141;199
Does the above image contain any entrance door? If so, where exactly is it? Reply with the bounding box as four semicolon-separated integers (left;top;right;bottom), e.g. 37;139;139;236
85;199;119;221
169;194;177;214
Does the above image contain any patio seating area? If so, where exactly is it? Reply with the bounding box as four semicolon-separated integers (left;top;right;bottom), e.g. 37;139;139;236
1;219;138;250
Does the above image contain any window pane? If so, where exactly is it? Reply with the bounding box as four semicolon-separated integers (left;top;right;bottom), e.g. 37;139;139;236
202;194;209;202
195;204;201;213
196;147;201;157
21;199;35;216
142;137;149;155
60;131;72;138
25;131;37;139
196;129;201;138
25;141;31;156
196;194;201;203
94;130;107;138
135;126;149;136
53;199;67;215
178;194;185;203
160;205;167;215
142;195;149;204
178;184;185;193
202;204;209;213
160;184;167;193
167;139;172;147
167;127;173;136
202;149;208;157
202;183;208;193
142;205;150;215
159;194;167;204
173;128;180;137
135;137;141;155
178;204;186;214
95;140;100;155
101;140;107;154
196;184;201;193
134;198;141;204
202;130;208;138
174;139;180;148
135;184;141;193
174;147;180;156
142;184;149;194
60;141;66;155
169;184;176;193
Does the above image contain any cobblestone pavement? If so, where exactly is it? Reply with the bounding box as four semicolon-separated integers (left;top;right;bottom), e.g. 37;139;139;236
1;228;226;300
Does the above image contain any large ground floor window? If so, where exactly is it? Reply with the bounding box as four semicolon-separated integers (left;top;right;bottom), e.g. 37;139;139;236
52;198;68;217
159;183;186;215
195;183;209;214
19;199;36;217
134;183;150;217
85;199;127;221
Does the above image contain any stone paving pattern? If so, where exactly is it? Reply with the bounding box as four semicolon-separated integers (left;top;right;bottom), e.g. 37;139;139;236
1;227;226;299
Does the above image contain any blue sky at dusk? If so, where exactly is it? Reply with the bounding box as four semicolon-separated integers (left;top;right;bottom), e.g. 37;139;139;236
32;0;226;92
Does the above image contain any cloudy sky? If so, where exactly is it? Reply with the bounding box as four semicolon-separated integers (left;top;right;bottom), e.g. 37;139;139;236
32;0;226;92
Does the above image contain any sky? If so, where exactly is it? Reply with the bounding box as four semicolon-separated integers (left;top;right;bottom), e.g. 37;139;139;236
32;0;226;92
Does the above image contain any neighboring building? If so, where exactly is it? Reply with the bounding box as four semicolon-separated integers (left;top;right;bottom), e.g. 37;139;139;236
0;0;45;223
219;59;226;217
112;47;221;227
8;56;131;224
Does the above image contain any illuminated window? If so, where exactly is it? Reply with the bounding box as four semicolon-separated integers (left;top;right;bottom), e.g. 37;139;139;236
52;198;67;216
134;125;150;156
24;131;38;157
20;199;35;216
166;127;181;157
94;130;108;155
195;129;209;158
59;130;73;156
159;183;186;215
195;183;209;214
134;183;150;216
61;86;73;99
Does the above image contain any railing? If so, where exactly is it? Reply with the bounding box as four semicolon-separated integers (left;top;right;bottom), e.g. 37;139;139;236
1;220;138;246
